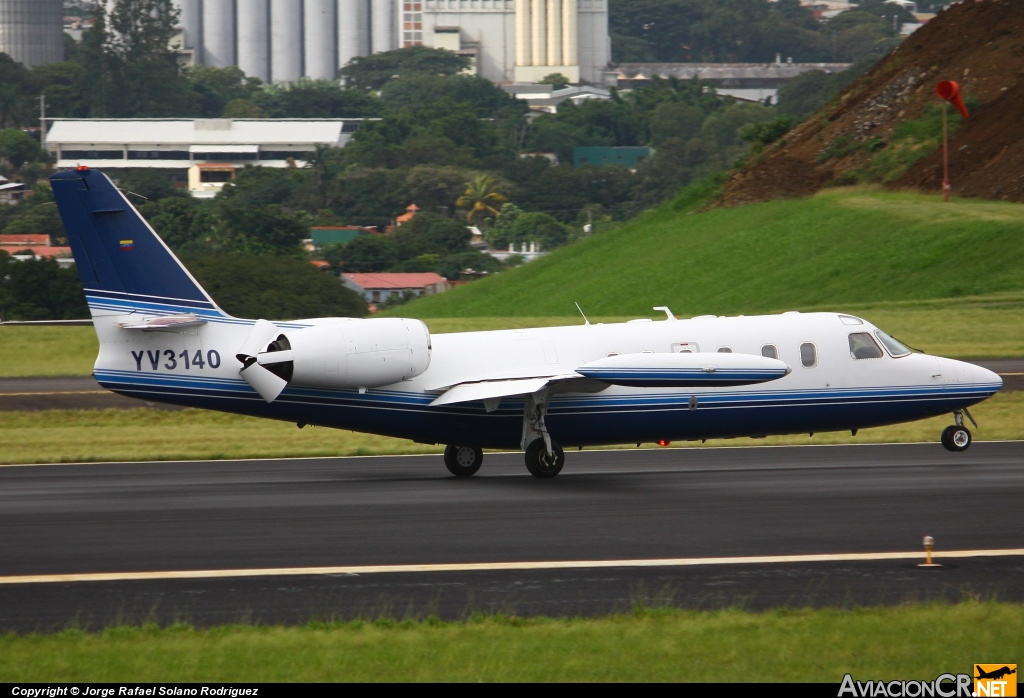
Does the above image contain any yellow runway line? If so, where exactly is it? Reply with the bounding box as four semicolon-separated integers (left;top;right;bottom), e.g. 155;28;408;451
3;549;1024;585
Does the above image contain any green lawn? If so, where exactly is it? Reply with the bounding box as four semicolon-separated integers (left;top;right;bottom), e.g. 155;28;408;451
2;603;1019;681
388;189;1024;319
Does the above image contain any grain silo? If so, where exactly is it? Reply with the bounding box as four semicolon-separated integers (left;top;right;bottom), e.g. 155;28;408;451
370;0;395;54
270;0;302;82
202;0;236;68
304;0;337;80
0;0;63;68
337;0;369;70
236;0;270;82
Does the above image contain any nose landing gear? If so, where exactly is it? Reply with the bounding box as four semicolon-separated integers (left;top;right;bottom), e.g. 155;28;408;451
941;409;976;452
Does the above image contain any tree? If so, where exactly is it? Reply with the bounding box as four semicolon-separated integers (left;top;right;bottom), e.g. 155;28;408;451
0;252;89;321
436;249;503;281
113;169;187;201
34;61;92;119
0;53;36;128
103;0;192;116
1;184;65;240
333;235;397;273
218;204;309;256
510;212;570;251
0;128;43;170
186;65;263;118
485;202;523;249
380;74;523;114
538;73;572;90
339;46;470;91
183;255;367;319
456;174;508;226
139;196;220;254
253;79;382;118
390;212;471;260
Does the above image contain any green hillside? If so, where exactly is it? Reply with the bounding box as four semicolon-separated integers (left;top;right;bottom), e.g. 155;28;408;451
388;188;1024;318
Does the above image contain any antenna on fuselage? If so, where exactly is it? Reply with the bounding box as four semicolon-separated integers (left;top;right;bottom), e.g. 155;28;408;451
653;306;677;321
574;302;591;325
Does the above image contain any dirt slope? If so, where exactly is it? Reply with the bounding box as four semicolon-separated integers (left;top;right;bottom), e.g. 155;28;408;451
718;0;1024;205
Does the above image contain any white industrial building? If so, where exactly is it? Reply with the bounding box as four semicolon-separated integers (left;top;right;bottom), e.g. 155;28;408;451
169;0;610;85
45;118;367;197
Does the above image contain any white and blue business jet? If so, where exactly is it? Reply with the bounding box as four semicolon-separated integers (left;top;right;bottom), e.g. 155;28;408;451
50;167;1002;478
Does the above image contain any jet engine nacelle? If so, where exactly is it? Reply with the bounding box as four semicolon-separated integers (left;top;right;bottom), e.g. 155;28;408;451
240;318;431;401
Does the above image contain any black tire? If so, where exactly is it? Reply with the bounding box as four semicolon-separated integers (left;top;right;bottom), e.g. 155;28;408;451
524;438;564;478
444;444;483;477
941;425;971;452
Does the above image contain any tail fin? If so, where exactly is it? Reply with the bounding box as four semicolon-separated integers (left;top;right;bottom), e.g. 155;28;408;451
50;167;227;318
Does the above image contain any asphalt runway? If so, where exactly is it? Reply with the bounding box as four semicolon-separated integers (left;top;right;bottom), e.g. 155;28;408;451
1;443;1022;632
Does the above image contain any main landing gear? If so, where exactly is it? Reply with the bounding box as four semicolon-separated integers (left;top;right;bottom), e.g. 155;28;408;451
941;409;976;452
443;445;483;477
443;386;567;479
525;438;564;478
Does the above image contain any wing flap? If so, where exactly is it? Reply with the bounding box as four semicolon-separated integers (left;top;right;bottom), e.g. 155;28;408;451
430;376;577;407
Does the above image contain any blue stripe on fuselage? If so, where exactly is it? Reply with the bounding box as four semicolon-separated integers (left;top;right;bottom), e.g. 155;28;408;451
94;369;1000;449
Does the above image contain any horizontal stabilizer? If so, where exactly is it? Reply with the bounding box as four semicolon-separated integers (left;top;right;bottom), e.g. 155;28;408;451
117;313;206;331
576;352;790;387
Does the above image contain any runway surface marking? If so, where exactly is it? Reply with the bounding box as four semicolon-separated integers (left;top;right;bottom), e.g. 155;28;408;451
4;549;1024;585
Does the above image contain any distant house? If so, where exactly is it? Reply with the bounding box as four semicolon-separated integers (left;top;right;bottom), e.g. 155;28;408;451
395;204;420;226
309;226;374;247
0;181;27;205
342;272;450;305
0;234;73;266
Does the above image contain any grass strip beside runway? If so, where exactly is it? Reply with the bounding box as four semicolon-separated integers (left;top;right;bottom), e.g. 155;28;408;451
1;391;1022;465
1;602;1021;681
2;299;1024;378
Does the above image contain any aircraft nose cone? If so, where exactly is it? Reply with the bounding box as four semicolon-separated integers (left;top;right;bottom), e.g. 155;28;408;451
965;361;1003;394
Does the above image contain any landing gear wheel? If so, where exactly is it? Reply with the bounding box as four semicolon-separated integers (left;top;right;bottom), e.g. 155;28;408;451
941;425;972;452
525;439;564;478
444;445;483;477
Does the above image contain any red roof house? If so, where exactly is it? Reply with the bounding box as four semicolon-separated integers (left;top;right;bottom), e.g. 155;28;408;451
342;272;450;305
0;234;72;261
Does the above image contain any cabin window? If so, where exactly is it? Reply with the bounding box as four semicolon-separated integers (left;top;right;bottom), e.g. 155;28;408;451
671;342;698;353
849;332;884;359
874;330;912;358
800;342;817;368
761;344;778;360
717;347;733;353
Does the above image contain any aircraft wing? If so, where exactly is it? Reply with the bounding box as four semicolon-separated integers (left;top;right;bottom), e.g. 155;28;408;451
428;368;585;409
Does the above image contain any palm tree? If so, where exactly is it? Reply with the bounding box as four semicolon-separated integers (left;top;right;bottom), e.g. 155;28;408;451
456;174;508;227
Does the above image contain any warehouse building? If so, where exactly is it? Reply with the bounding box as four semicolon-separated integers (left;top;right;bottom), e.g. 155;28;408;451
46;117;367;197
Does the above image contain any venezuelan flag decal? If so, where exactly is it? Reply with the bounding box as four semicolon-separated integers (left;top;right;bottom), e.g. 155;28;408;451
120;239;133;250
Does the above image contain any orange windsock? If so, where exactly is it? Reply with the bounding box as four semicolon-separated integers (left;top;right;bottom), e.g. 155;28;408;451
936;80;969;119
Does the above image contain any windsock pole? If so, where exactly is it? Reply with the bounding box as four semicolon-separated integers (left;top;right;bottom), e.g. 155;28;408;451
942;101;950;202
935;80;969;202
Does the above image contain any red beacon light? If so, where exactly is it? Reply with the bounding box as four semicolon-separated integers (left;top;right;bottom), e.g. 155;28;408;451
75;165;89;171
657;439;671;447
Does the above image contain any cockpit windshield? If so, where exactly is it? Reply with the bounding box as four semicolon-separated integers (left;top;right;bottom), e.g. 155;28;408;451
849;332;884;359
874;330;912;357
